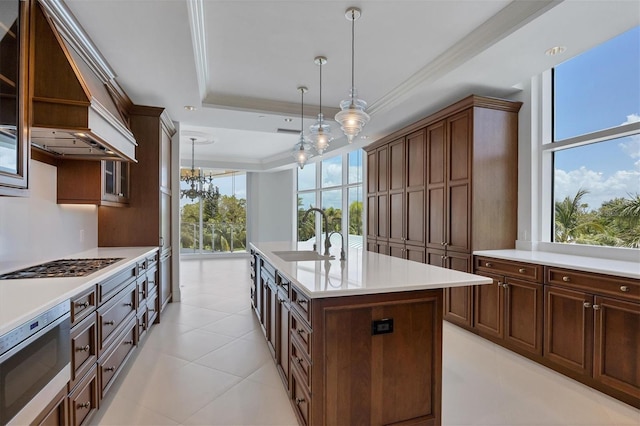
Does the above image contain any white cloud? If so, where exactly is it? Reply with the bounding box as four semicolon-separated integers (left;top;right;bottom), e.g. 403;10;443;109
622;114;640;125
555;166;640;210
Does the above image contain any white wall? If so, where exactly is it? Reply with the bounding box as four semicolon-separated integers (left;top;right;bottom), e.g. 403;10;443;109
0;160;98;263
246;169;294;244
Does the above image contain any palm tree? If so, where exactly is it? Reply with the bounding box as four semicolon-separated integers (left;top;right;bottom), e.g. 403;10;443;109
554;188;604;243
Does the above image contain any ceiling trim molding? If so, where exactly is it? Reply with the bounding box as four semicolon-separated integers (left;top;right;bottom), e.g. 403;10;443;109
202;94;341;119
187;0;208;101
368;0;563;116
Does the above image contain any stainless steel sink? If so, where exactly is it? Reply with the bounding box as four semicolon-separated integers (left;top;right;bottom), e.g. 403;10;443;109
273;250;334;262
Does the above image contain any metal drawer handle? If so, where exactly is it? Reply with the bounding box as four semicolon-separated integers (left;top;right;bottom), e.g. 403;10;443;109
104;320;115;326
298;299;308;305
562;276;571;282
295;398;305;405
583;302;592;309
77;401;90;409
75;301;90;309
124;302;134;307
124;340;134;345
620;286;630;292
149;308;156;312
76;345;90;352
485;262;492;268
518;268;526;273
296;328;306;335
593;304;601;311
148;281;156;285
104;366;116;372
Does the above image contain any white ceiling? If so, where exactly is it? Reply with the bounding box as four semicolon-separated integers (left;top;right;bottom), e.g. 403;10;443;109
64;0;640;172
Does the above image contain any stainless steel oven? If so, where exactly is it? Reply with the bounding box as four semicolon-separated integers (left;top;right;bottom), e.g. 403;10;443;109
0;301;70;425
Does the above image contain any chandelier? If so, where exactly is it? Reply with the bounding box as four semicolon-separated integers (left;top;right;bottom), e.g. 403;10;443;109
291;86;315;169
308;56;333;155
335;7;370;143
180;137;219;202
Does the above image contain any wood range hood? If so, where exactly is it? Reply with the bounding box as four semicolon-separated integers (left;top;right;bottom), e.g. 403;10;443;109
30;1;137;162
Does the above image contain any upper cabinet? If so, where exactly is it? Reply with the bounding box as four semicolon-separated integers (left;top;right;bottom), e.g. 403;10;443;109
0;0;29;195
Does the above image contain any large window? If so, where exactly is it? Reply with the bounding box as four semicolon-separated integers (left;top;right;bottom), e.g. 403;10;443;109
297;150;363;253
180;170;247;254
548;25;639;249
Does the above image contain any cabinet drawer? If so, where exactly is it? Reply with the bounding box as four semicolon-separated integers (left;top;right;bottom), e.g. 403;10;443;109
546;267;639;302
97;265;137;304
99;318;136;398
136;258;148;276
291;286;312;325
291;312;312;360
290;338;311;390
146;251;159;269
147;266;158;297
475;257;543;282
277;272;291;295
68;365;98;426
69;314;97;392
136;275;148;309
98;282;136;355
137;309;148;342
290;368;311;426
147;290;159;325
70;287;97;326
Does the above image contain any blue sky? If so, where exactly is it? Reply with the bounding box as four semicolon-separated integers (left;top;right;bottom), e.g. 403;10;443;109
553;25;640;210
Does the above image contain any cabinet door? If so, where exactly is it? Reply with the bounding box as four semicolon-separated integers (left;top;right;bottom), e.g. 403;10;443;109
161;191;171;249
388;243;404;259
474;272;504;339
267;281;277;358
426;120;446;249
405;245;425;263
159;253;172;312
504;277;543;356
276;293;291;391
377;194;388;239
593;296;640;398
366;151;377;194
366;196;377;239
445;111;471;253
0;0;29;194
426;248;445;267
388;138;405;245
544;285;593;376
406;130;426;246
443;252;473;328
377;146;388;192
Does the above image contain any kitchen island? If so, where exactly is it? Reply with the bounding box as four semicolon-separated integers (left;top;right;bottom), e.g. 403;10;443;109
250;242;492;426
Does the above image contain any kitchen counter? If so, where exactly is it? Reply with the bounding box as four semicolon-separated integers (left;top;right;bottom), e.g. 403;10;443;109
473;249;640;279
0;246;158;336
251;242;491;299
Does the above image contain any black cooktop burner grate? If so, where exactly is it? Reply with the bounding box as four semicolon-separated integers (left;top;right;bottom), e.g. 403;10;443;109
0;258;123;280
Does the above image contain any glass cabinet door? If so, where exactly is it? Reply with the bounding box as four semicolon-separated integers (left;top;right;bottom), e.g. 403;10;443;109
0;0;29;194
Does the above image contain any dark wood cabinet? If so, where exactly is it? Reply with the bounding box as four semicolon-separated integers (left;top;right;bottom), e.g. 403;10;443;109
98;106;175;316
0;0;29;195
57;160;130;206
474;258;544;356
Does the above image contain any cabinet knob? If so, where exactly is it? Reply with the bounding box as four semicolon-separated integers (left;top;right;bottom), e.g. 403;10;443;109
441;241;445;246
440;255;445;260
620;285;630;292
75;301;90;309
443;256;448;260
295;398;305;405
118;192;124;197
501;283;509;289
296;357;304;365
518;268;526;273
76;345;90;352
104;320;115;326
583;302;592;309
593;304;601;311
443;242;448;247
497;281;502;287
104;366;116;372
562;276;571;282
485;262;492;268
77;402;91;410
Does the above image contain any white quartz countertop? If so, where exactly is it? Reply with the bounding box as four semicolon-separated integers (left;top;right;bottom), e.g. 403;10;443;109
473;249;640;279
0;247;158;337
251;242;491;299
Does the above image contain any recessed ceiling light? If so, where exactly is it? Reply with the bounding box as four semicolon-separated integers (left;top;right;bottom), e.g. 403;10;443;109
284;118;293;122
184;105;197;111
545;46;566;56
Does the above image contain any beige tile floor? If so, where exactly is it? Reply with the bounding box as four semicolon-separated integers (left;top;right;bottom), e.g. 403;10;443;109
91;257;640;426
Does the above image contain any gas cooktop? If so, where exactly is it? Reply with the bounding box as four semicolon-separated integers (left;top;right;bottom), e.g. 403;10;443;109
0;258;123;280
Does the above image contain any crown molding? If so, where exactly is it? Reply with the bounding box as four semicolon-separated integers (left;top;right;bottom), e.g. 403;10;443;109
368;0;563;116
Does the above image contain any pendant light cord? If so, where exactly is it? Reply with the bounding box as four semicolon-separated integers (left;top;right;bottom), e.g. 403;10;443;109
191;138;195;172
300;89;304;134
319;61;323;115
351;8;355;102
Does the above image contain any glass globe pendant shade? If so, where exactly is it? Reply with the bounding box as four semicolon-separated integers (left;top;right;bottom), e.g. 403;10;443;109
291;132;314;169
335;88;370;143
309;113;333;155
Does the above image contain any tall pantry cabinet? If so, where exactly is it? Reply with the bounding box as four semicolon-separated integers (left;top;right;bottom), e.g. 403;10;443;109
365;95;521;326
98;105;175;314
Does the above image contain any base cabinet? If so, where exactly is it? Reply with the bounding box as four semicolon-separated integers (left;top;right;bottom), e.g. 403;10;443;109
472;255;639;409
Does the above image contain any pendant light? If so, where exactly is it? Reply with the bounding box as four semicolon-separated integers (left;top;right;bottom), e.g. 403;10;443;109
335;7;370;143
180;138;219;202
291;86;314;169
309;56;333;155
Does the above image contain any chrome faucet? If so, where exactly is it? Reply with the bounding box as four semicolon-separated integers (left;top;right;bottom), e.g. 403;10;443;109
302;207;331;257
329;231;346;261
